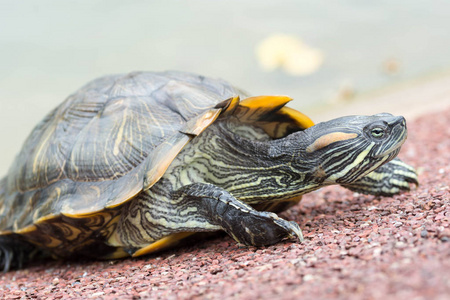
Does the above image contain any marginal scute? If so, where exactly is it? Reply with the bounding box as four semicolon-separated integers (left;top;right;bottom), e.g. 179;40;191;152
236;95;293;122
131;232;195;257
235;95;315;138
181;109;222;136
277;106;315;130
142;133;192;192
215;96;240;117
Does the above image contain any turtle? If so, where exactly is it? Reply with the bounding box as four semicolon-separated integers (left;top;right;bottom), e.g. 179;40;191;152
0;71;418;271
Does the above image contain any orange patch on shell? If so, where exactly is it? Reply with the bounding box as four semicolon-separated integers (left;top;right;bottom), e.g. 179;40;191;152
277;106;315;129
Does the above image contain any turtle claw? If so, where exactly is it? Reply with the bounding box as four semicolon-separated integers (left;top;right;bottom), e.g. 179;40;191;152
272;216;304;243
227;211;303;246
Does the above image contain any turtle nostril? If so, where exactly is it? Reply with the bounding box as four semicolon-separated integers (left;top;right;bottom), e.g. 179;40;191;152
390;116;405;127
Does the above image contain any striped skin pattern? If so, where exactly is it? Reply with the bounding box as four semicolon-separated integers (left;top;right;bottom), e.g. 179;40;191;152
112;114;414;251
0;71;418;271
342;158;418;196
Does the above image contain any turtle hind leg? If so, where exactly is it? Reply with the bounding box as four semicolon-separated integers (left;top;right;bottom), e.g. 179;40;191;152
0;235;43;272
341;158;418;197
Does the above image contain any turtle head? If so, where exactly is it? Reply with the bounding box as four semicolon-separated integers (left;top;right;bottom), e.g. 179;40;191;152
301;113;407;184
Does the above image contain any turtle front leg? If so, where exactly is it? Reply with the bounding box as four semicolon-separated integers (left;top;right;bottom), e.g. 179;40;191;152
341;158;418;196
173;183;303;246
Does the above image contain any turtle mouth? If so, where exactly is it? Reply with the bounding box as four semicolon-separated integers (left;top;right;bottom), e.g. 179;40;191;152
374;133;406;158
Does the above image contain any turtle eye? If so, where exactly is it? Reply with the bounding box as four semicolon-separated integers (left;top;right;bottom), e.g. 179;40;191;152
371;127;384;138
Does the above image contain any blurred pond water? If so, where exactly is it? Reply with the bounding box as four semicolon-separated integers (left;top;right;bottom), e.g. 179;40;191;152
1;0;449;175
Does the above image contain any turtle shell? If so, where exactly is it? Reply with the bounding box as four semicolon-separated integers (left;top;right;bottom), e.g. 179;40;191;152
0;71;314;244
